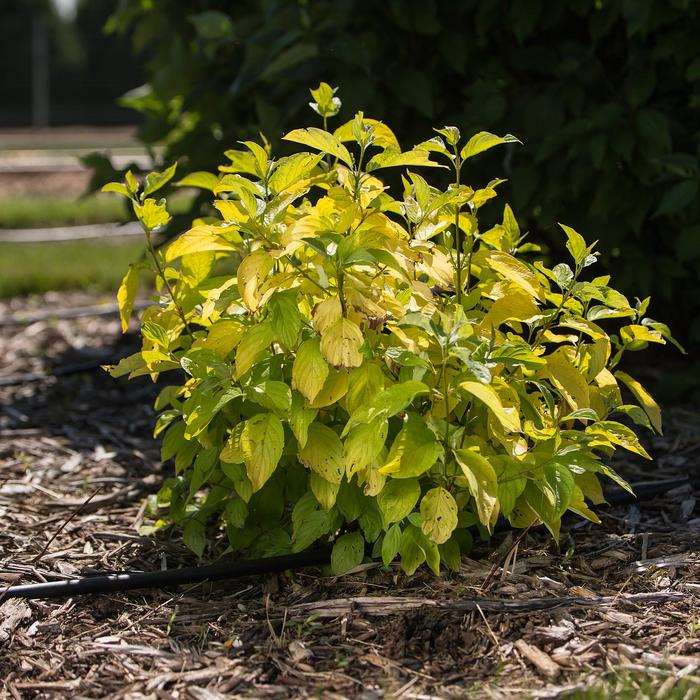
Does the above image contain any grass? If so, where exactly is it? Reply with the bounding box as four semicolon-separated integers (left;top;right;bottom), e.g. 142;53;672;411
0;196;129;229
561;671;696;699
0;190;197;229
0;240;146;297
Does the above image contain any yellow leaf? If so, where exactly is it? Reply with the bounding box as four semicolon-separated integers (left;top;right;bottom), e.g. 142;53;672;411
614;371;662;433
455;449;499;529
485;251;545;301
585;420;652;459
420;487;458;544
309;473;340;511
299;423;344;483
193;319;245;357
281;213;328;252
292;338;329;402
459;381;521;433
545;350;590;411
309;369;349;408
558;316;606;340
237;249;274;311
568;485;601;524
165;225;239;261
334;118;400;149
214;199;247;222
320;318;364;368
620;324;665;345
313;296;343;333
282;127;353;166
117;265;140;333
240;413;284;492
480;291;540;331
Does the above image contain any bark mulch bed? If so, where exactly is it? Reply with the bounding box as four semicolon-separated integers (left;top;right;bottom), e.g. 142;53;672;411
1;292;698;699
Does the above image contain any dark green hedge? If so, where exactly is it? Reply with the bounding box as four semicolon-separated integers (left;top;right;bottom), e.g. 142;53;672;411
109;0;700;357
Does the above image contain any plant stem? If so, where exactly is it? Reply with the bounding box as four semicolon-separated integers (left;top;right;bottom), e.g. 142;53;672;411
453;157;462;304
145;228;194;338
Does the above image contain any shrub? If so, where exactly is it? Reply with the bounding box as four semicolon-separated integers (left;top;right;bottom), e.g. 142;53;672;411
107;86;676;575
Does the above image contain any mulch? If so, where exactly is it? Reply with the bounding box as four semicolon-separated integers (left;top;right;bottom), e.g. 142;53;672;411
1;292;698;699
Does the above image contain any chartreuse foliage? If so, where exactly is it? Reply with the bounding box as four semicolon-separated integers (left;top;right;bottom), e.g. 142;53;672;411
106;85;674;575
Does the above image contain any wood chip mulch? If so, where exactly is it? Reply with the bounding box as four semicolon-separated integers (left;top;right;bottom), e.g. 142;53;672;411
1;292;698;699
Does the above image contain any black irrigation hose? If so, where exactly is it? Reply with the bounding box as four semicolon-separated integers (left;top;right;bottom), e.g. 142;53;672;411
0;548;331;601
1;477;697;601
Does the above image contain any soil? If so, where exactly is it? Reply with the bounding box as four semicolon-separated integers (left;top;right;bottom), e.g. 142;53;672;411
0;292;698;699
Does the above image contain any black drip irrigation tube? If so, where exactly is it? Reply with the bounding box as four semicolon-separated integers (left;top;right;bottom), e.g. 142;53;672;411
0;477;697;602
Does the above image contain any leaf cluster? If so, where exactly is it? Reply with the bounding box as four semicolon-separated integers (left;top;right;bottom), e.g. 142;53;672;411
107;86;673;575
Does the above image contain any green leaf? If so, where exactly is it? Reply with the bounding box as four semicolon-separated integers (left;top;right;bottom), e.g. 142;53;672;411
381;523;402;566
347;380;430;429
176;171;219;191
269;153;321;195
377;478;421;524
283;127;353;166
292;338;330;402
524;464;575;540
420;487;458;544
184;386;242;438
240;413;284;491
455;449;499;529
359;502;383;542
299;423;344;483
497;460;527;517
143;163;178;196
654;180;698;218
245;380;291;415
224;498;248;529
141;320;169;348
183;519;206;558
560;223;588;265
331;532;365;574
380;414;441;478
190;10;235;40
398;526;426;575
238;249;274;311
101;181;131;198
337;480;367;522
366;147;440;172
292;492;330;552
289;391;317;449
438;537;462;571
460;131;521;160
309;82;341;118
399;525;440;575
344;420;388;477
235;322;273;378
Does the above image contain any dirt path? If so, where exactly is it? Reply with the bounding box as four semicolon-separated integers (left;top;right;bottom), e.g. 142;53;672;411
0;293;698;699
